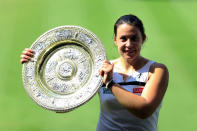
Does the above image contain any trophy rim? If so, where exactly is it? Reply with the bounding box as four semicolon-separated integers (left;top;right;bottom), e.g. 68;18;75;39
22;25;107;112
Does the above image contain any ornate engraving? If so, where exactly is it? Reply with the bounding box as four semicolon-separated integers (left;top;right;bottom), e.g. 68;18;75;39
22;25;107;112
57;62;74;78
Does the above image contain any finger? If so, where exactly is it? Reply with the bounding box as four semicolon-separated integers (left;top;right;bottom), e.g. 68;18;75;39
22;50;34;56
99;69;104;76
104;60;110;64
101;64;107;68
99;70;103;76
102;64;114;71
100;67;110;73
102;63;111;67
20;58;29;64
20;54;31;60
25;48;34;53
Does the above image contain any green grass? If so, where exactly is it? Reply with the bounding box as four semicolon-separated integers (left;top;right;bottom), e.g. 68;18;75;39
0;0;197;130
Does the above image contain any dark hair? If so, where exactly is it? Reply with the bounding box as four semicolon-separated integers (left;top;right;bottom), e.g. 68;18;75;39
114;14;146;40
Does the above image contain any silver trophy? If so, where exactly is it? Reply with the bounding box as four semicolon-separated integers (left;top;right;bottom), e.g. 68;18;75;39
22;25;107;112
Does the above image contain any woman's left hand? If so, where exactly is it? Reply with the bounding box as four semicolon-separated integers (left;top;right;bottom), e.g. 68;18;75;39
99;60;114;84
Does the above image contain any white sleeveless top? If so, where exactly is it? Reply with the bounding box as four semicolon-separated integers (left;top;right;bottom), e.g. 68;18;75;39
97;60;161;131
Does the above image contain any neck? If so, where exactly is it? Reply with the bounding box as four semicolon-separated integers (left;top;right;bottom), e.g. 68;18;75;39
119;56;147;72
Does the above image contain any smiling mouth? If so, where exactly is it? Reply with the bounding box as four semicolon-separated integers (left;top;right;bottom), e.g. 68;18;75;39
125;49;136;55
124;49;138;59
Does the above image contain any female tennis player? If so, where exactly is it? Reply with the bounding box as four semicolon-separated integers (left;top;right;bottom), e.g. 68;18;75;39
97;14;169;131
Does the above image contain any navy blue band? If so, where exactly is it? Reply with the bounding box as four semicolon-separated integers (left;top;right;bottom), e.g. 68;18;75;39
102;81;146;87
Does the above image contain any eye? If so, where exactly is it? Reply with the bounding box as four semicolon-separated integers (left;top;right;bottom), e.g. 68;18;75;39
120;36;127;42
130;35;138;42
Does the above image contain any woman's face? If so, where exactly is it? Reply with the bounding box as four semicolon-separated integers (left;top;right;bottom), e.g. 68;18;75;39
114;23;145;62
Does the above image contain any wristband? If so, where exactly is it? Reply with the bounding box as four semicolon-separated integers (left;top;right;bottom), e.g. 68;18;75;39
106;79;115;89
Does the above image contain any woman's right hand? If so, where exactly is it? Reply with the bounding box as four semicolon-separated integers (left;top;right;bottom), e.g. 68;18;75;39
20;48;34;64
99;60;114;84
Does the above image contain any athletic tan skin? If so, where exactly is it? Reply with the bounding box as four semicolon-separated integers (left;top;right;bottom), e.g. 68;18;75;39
20;48;34;64
99;23;169;119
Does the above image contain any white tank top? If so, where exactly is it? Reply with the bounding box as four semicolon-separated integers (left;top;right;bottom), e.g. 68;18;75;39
97;60;161;131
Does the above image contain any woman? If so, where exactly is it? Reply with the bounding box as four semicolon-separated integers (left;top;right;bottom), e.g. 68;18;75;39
21;14;169;131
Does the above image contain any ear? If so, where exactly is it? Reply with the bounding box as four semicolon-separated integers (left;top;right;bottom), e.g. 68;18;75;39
113;34;118;46
142;34;146;44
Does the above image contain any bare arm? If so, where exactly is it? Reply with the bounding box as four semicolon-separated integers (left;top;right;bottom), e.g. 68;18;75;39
99;61;169;119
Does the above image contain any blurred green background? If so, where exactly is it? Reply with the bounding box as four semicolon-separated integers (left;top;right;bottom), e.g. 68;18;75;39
0;0;197;130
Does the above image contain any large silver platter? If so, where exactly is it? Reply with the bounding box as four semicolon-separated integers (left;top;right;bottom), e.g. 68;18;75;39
22;25;107;112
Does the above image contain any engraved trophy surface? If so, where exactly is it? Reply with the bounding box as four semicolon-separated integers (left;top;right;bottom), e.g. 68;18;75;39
22;25;107;112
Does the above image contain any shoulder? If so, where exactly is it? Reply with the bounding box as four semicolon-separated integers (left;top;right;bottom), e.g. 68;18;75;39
150;62;168;72
149;62;169;81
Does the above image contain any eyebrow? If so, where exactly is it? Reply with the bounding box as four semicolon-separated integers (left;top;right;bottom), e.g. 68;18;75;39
119;33;137;38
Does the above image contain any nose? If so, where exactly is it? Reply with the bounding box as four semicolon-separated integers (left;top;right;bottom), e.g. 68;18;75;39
125;39;132;47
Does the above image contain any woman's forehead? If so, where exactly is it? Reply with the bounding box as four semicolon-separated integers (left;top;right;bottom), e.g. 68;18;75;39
117;24;139;35
117;24;138;32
